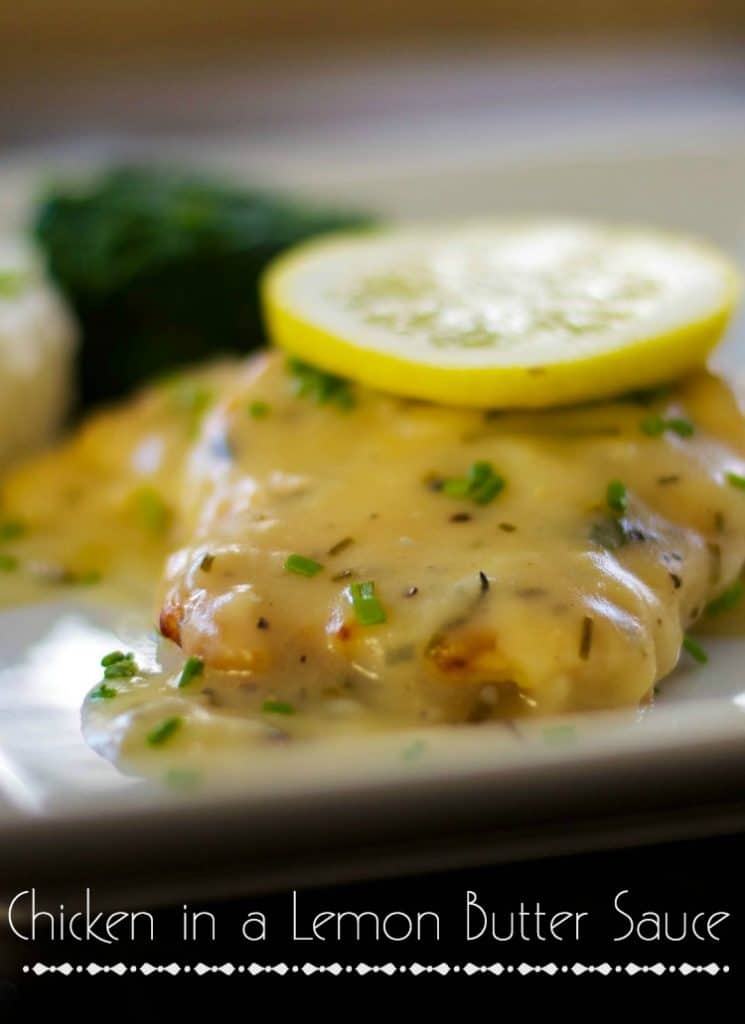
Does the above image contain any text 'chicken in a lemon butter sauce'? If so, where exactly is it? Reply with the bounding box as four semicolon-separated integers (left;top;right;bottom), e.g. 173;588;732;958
1;350;744;775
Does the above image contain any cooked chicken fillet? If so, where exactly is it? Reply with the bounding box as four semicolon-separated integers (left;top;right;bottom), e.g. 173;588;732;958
152;351;745;722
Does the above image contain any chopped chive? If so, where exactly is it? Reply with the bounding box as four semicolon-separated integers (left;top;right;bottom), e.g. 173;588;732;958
440;461;505;506
100;650;130;667
706;579;744;617
682;633;708;665
0;553;18;571
349;580;387;625
248;400;271;419
0;519;25;540
726;471;745;491
640;415;694;438
177;655;204;688
285;553;323;577
288;358;356;409
135;487;172;533
606;479;629;514
147;716;182;747
472;477;505;505
104;658;138;679
90;683;118;701
640;414;666;437
442;478;471;498
262;699;295;715
667;417;694;438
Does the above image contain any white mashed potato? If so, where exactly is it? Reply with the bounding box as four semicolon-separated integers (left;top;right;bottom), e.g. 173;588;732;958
0;238;77;466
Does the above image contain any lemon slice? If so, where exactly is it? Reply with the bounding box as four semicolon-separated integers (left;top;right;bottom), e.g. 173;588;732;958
262;219;741;408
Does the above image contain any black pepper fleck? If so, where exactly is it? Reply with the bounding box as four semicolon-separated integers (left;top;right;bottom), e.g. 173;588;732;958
579;616;594;659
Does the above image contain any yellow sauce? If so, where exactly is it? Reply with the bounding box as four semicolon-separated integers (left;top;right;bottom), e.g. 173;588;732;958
1;351;745;777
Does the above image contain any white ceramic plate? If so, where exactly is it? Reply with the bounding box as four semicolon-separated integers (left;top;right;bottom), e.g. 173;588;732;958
1;119;745;905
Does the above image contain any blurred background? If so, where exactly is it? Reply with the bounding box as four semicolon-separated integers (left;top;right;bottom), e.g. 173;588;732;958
1;2;743;151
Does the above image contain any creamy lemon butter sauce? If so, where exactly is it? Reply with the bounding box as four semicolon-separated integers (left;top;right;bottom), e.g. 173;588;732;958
1;351;745;779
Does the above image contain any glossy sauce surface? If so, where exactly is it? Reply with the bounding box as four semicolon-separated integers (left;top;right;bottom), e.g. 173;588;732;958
2;352;745;776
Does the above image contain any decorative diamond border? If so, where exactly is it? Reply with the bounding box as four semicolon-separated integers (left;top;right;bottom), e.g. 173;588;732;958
22;962;730;977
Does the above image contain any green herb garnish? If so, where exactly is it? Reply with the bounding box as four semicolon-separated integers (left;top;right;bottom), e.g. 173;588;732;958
0;554;18;571
262;699;295;715
726;471;745;491
682;633;708;665
90;683;118;701
640;415;694;438
147;716;182;747
349;580;387;626
606;479;629;514
103;657;138;679
706;579;744;617
288;358;356;409
135;486;172;533
0;520;25;541
101;650;130;667
441;461;505;506
248;400;271;419
285;553;323;577
177;655;204;688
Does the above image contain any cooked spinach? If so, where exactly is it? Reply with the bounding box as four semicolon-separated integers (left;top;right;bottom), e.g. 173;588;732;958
33;166;373;407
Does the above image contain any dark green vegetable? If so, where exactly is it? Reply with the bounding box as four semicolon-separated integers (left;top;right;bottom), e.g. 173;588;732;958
32;166;372;407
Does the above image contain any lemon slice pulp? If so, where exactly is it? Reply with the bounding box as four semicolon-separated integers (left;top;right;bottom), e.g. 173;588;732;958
262;220;741;408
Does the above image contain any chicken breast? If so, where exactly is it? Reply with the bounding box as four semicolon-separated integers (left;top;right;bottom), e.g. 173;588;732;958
153;350;745;724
